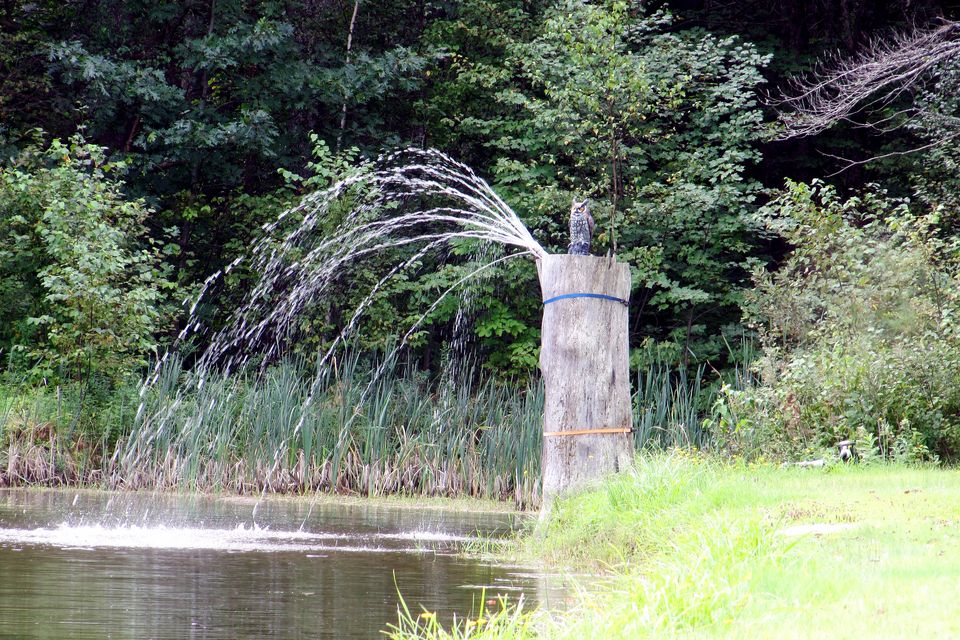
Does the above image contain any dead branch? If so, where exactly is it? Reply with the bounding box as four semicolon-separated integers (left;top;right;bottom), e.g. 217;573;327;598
775;20;960;140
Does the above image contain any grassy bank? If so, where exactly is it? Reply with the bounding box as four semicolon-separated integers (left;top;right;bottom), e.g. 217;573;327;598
387;455;960;639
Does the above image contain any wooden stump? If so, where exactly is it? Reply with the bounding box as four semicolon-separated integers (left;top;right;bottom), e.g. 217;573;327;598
537;254;633;504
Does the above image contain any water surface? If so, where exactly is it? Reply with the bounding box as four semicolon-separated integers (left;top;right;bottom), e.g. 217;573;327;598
0;489;562;639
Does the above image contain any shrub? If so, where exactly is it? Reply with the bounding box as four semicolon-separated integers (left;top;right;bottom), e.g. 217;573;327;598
0;134;173;384
732;180;960;460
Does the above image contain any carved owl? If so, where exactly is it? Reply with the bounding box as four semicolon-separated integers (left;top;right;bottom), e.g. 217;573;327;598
568;198;595;256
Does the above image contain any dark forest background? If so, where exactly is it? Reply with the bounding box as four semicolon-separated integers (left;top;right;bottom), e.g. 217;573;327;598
0;0;958;388
4;1;960;465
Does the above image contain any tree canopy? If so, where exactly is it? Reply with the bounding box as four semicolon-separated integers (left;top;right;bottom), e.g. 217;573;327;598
3;0;960;381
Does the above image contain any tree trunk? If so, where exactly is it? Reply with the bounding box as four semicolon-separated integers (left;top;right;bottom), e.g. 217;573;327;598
336;0;361;152
537;254;633;505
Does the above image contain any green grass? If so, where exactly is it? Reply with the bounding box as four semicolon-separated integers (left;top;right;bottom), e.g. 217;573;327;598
388;454;960;639
386;593;536;640
120;352;547;504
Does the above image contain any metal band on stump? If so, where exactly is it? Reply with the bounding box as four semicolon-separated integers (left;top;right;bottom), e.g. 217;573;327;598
537;255;634;504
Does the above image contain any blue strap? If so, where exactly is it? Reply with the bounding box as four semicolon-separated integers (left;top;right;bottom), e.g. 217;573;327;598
543;292;628;306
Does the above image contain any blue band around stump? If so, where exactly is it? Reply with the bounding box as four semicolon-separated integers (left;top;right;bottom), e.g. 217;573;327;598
542;292;629;306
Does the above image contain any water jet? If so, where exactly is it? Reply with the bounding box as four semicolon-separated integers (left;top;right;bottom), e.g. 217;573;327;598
128;148;634;505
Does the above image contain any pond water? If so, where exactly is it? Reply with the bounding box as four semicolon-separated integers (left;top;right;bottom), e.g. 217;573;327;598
0;489;566;639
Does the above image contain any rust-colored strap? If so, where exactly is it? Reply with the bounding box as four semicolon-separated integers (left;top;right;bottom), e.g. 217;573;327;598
542;427;632;437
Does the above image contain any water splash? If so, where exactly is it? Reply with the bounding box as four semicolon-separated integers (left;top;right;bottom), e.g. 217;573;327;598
114;148;548;495
0;523;484;553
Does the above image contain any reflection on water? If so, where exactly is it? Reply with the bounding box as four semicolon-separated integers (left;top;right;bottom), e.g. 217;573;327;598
0;489;566;639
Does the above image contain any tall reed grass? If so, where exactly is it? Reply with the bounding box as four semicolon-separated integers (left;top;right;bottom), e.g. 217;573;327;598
1;349;747;506
113;350;546;506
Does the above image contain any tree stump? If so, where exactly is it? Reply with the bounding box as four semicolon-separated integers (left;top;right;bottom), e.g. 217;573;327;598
537;254;633;504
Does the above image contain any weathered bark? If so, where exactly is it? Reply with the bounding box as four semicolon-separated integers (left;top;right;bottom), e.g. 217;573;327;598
537;254;633;504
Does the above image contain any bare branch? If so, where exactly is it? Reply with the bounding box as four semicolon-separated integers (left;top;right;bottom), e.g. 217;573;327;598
818;130;960;177
775;20;960;140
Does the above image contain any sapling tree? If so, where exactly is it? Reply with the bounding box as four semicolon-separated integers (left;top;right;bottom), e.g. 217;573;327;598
491;1;770;361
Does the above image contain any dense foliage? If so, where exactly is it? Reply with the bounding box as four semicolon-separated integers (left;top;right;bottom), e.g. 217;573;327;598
0;136;172;383
487;2;770;362
722;182;960;460
3;0;960;466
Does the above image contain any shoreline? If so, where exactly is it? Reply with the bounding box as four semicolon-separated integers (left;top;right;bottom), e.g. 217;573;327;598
0;482;526;514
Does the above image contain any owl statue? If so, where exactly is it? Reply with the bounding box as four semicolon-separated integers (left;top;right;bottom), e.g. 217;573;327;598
568;198;595;256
